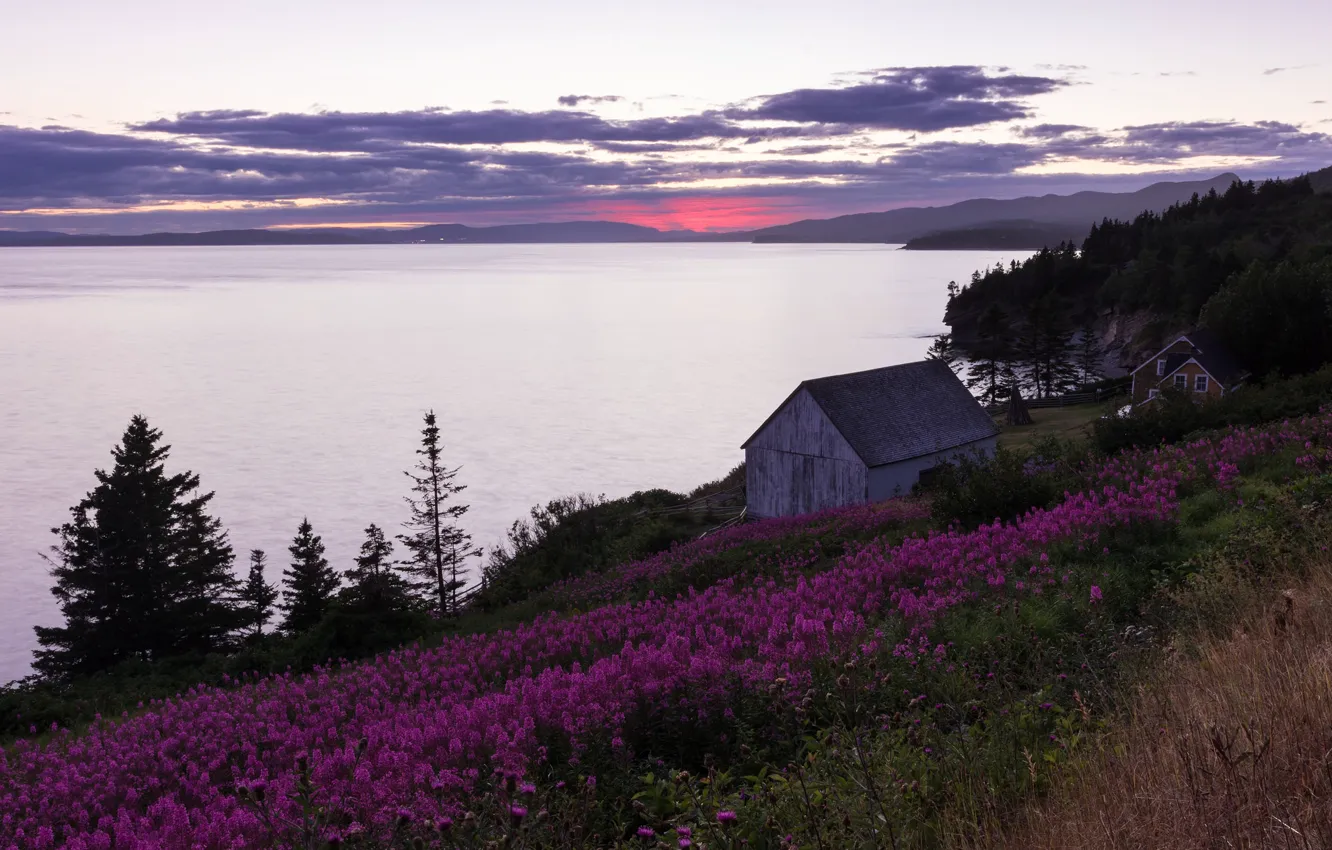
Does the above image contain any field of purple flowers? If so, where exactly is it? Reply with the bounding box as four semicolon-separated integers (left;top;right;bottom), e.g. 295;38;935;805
544;498;930;609
3;413;1330;849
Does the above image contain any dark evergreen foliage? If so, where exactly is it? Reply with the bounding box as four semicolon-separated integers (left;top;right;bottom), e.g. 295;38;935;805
964;305;1014;405
279;518;340;634
925;332;961;375
398;411;480;616
1074;325;1104;386
33;416;242;679
239;549;279;638
945;175;1332;378
1014;295;1077;397
1200;257;1332;377
343;523;413;613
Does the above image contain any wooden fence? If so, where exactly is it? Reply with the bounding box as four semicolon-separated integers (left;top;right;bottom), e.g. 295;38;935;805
984;382;1130;415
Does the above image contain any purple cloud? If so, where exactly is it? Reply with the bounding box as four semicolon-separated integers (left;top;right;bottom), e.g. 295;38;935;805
1018;124;1093;139
557;94;624;107
3;65;1329;232
730;66;1066;131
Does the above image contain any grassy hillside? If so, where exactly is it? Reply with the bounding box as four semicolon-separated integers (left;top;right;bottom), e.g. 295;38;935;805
5;374;1332;847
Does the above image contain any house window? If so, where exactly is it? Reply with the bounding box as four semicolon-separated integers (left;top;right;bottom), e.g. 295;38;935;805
1195;374;1208;392
1148;388;1159;400
1174;374;1187;389
1156;359;1166;376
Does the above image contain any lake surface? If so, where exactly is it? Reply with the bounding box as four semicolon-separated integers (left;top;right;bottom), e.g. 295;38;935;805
0;243;1026;682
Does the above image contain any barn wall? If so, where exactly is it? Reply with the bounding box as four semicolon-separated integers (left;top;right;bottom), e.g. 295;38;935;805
744;388;867;518
867;436;998;500
745;447;867;518
745;388;861;462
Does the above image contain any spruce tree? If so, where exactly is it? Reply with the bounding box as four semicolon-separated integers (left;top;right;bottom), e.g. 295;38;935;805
239;549;279;638
1075;325;1104;387
345;523;411;611
965;305;1014;406
399;411;481;616
925;333;962;375
279;518;340;633
34;415;242;679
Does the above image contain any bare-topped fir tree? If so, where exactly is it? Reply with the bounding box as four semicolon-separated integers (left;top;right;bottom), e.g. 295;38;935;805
398;411;480;616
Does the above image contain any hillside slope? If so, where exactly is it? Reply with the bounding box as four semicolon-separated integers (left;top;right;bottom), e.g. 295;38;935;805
749;172;1240;243
944;172;1332;366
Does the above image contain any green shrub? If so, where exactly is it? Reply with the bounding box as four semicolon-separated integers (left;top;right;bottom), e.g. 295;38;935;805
1092;365;1332;454
923;438;1080;529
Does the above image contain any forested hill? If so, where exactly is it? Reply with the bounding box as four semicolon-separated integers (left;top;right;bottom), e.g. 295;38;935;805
943;167;1332;370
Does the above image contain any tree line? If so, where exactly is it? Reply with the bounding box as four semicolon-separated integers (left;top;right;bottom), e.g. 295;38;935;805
940;174;1332;385
33;411;479;681
928;273;1105;406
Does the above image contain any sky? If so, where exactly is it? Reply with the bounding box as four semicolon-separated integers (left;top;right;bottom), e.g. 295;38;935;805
1;0;1330;233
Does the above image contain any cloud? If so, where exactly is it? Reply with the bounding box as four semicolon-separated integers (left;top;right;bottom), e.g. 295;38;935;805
1158;71;1197;77
1314;100;1327;104
727;65;1067;131
557;94;624;107
1263;64;1315;75
1027;120;1332;169
1018;123;1092;139
4;65;1329;233
591;141;719;153
132;107;799;149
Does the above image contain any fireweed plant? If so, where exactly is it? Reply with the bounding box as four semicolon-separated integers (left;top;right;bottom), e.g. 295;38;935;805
2;414;1331;848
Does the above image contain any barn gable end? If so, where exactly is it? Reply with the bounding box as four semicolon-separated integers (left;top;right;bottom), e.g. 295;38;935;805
743;387;861;463
743;388;867;518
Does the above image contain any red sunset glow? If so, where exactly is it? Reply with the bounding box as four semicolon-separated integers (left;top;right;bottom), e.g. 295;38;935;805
567;197;824;232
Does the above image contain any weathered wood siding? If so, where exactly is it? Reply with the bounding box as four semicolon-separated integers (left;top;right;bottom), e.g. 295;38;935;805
745;388;867;518
746;388;861;462
867;436;998;500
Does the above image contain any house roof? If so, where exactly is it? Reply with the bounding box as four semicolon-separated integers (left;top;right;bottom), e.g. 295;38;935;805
1180;328;1243;386
742;359;999;467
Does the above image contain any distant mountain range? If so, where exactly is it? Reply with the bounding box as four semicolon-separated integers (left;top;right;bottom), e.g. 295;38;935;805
5;169;1325;249
748;173;1243;244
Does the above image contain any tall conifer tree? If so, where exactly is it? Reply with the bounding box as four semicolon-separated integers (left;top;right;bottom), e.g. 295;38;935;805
34;415;242;679
399;411;480;616
925;333;962;375
345;523;411;611
239;549;279;638
965;305;1014;406
279;518;339;633
1075;325;1104;387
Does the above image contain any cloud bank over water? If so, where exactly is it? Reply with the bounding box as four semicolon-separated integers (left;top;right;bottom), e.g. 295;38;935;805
2;66;1329;233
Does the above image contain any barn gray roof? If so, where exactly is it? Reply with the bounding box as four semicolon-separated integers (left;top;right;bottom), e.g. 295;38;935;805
743;359;999;467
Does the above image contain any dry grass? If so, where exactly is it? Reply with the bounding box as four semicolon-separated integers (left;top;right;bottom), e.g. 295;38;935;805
999;565;1332;850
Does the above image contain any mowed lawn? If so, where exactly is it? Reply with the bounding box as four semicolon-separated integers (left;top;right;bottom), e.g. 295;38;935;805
995;401;1114;451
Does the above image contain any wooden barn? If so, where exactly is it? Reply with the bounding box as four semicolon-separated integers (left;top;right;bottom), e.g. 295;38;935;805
741;359;999;518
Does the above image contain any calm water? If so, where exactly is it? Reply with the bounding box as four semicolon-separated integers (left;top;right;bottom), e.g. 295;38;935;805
0;243;1025;682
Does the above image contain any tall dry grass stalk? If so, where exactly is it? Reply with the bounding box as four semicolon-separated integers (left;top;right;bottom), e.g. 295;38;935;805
1001;564;1332;850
